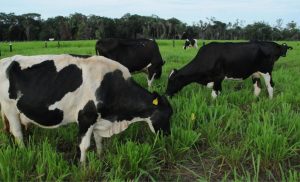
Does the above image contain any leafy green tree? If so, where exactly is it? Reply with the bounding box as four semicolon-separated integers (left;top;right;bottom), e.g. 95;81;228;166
20;13;41;40
0;12;299;41
244;22;272;40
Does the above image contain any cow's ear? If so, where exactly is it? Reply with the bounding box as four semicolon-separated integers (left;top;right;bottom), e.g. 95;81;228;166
288;46;293;50
152;98;159;106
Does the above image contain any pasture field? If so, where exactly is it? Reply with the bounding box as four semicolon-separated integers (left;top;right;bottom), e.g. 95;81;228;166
0;40;300;181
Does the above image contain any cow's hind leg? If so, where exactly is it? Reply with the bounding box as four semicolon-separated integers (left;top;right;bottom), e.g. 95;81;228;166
252;72;262;97
2;113;10;133
260;72;274;99
1;103;23;146
0;105;10;132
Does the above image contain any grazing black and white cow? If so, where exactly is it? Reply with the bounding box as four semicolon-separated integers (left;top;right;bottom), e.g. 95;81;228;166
0;54;173;163
184;38;198;50
166;41;293;98
95;38;165;87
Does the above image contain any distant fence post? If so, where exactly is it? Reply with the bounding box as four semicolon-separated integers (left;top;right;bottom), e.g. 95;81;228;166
172;39;175;47
57;41;60;48
203;42;205;46
9;42;12;52
44;41;47;48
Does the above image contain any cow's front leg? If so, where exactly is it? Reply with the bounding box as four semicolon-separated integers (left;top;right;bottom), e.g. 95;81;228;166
147;73;156;88
206;82;214;88
211;80;222;99
78;126;94;164
93;131;103;156
252;72;261;97
77;101;98;164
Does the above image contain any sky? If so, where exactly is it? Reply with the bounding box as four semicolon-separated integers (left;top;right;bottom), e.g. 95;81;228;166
1;0;300;27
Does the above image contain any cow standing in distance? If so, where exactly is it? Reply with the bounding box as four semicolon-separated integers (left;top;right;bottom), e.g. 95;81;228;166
166;41;293;99
95;38;165;88
0;54;173;164
184;38;198;50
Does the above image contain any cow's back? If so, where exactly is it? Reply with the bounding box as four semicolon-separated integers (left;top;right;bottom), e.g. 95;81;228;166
97;39;160;72
0;55;131;127
117;41;153;69
180;42;265;79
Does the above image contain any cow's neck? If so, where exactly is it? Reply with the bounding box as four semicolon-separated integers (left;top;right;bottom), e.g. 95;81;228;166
178;61;201;84
180;73;199;86
151;54;163;66
96;70;154;122
151;44;164;66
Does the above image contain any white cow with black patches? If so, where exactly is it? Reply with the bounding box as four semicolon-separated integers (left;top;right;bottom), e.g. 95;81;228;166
0;54;173;164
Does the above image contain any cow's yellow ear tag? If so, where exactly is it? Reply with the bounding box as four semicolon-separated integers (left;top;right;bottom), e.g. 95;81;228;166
152;98;159;105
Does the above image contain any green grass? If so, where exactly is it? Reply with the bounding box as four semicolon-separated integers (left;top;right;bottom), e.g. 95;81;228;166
0;40;300;181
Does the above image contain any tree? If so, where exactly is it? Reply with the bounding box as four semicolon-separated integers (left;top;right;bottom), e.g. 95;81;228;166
20;13;41;40
284;21;300;40
275;18;283;31
244;22;272;40
8;24;26;41
0;12;299;41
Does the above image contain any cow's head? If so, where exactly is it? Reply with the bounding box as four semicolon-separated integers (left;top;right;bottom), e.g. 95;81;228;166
280;43;293;57
184;39;190;50
148;91;173;135
148;61;165;80
97;70;172;135
166;69;185;97
95;39;119;56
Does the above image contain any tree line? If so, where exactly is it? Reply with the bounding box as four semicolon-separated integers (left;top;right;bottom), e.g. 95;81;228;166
0;12;299;41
